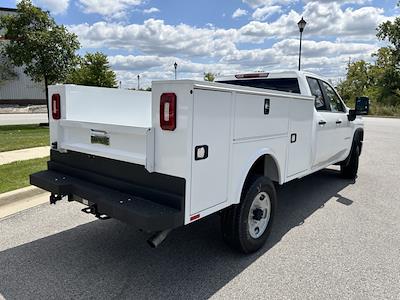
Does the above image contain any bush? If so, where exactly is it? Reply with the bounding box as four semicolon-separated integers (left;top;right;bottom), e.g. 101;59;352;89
370;103;400;117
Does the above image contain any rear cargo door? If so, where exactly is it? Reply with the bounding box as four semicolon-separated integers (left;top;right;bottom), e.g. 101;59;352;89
49;85;155;171
190;89;232;215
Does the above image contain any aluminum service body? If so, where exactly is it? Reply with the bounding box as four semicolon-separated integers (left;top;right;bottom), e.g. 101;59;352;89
32;71;364;238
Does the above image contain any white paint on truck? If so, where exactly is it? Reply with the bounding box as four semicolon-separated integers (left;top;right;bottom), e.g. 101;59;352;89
33;70;365;253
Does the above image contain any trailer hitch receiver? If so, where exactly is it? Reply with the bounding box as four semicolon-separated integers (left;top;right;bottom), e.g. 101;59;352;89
81;204;111;220
50;193;63;205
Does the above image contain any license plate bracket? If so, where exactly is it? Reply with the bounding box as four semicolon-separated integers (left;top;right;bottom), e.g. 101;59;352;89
90;129;110;146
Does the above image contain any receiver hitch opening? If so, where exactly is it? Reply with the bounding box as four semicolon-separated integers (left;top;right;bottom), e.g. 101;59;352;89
81;204;111;220
50;193;63;205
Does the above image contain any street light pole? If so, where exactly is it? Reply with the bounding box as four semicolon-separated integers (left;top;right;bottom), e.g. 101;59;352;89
174;62;178;80
297;17;307;71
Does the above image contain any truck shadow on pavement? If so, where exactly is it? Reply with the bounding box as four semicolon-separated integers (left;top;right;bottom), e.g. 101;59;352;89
0;168;354;300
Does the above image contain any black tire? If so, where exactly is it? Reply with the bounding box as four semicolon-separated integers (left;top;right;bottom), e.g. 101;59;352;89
340;144;360;179
221;176;277;254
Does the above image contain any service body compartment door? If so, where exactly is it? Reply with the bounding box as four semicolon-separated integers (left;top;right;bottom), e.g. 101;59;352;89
286;98;314;177
190;89;232;214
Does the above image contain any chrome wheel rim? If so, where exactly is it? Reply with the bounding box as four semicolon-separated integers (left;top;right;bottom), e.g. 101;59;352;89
248;191;271;239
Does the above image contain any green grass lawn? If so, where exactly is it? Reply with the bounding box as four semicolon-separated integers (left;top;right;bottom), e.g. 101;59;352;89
0;125;49;152
0;157;48;194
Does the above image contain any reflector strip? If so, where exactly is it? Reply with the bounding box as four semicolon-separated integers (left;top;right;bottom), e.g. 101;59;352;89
190;214;200;221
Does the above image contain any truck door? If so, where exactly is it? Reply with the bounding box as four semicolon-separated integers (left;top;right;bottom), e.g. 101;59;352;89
190;89;231;215
306;77;338;167
287;98;314;177
319;81;353;158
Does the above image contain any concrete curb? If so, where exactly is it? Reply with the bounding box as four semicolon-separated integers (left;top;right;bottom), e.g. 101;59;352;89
0;186;47;208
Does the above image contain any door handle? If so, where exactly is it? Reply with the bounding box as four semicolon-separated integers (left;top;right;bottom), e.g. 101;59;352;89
336;120;342;124
195;145;208;160
290;133;297;143
318;120;327;125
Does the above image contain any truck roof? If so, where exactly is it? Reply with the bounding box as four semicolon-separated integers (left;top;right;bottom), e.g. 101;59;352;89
216;70;327;82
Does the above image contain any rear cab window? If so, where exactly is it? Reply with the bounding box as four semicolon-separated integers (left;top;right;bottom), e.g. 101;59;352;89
218;78;301;94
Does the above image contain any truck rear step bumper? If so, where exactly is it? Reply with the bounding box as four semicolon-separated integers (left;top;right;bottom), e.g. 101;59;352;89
30;170;183;232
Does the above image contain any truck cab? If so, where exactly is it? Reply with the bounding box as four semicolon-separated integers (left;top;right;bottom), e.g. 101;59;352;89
217;71;364;172
30;71;366;253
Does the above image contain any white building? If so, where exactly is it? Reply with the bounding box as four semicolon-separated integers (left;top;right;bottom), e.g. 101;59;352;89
0;7;46;106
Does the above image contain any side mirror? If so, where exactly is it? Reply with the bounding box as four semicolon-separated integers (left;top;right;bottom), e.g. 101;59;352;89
348;109;357;121
355;96;369;115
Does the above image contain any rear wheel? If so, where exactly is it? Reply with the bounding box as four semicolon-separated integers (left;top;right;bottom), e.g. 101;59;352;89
340;144;360;179
221;176;277;254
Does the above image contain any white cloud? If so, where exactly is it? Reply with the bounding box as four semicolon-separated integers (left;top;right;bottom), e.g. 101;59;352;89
243;0;370;8
219;39;379;81
68;1;391;87
303;0;371;4
252;5;281;20
275;39;378;57
110;55;243;88
143;7;160;14
70;2;389;54
109;37;380;88
18;0;69;14
68;19;238;57
77;0;143;18
221;39;377;64
232;8;248;18
239;2;391;41
243;0;294;9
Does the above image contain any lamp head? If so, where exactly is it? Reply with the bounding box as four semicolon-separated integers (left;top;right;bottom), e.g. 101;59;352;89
298;17;307;32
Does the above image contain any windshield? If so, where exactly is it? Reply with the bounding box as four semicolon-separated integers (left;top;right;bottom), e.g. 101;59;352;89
218;78;301;94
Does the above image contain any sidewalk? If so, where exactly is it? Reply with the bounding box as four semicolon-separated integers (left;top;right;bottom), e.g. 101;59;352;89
0;113;48;125
0;146;50;165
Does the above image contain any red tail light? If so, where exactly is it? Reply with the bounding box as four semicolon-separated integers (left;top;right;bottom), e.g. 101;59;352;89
51;94;61;120
160;93;176;131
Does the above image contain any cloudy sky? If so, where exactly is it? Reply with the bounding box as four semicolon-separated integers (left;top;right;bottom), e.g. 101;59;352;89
2;0;399;88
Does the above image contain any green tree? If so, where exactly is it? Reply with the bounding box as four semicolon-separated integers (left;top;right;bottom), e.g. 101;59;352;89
204;72;216;82
333;4;400;115
377;9;400;62
369;48;400;105
376;4;400;105
0;49;17;84
66;52;117;88
336;60;371;103
0;0;80;103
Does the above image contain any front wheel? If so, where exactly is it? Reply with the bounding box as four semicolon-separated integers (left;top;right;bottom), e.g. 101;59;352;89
340;145;360;179
221;176;277;254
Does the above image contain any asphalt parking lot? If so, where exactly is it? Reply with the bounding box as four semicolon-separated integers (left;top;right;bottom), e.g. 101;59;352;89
0;117;399;300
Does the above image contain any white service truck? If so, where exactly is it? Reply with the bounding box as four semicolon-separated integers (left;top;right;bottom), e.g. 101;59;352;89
30;71;368;253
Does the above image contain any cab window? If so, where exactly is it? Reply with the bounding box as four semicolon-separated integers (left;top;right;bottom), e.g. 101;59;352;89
320;81;345;113
218;78;301;94
306;77;326;111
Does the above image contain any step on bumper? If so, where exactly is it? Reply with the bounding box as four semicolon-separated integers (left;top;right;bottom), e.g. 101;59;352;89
30;170;183;232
